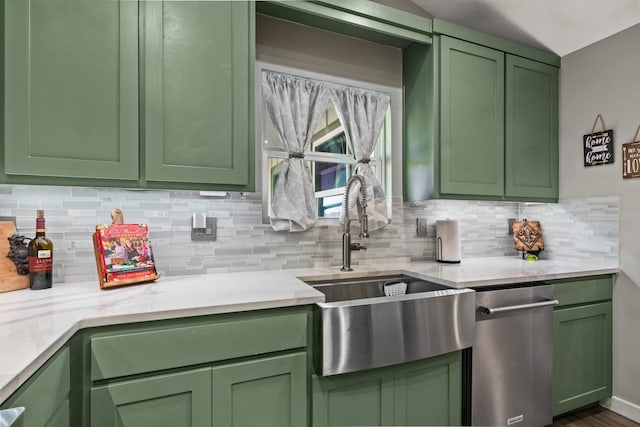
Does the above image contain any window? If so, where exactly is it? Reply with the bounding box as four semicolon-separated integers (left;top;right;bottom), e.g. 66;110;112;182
261;72;390;221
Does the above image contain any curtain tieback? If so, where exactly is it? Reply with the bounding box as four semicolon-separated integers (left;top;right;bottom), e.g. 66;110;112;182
357;158;371;164
288;152;305;159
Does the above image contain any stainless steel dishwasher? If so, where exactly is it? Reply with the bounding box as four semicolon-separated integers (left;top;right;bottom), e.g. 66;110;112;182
471;283;558;427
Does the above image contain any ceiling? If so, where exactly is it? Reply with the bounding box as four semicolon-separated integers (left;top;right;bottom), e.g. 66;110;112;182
410;0;640;56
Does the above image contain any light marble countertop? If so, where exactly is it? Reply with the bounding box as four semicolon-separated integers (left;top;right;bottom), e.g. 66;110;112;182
0;256;618;403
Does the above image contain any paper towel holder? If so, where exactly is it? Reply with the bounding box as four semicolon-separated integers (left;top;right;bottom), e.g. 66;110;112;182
436;219;461;263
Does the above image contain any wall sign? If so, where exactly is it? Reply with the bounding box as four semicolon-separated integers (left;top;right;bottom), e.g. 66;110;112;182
583;114;614;167
622;125;640;179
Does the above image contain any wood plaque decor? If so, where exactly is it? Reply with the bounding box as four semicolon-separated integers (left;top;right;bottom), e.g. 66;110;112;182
583;114;614;167
622;125;640;179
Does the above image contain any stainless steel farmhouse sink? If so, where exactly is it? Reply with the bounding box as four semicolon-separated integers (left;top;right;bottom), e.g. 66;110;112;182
303;274;475;376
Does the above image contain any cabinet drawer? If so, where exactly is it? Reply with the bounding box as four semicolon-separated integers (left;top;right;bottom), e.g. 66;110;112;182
550;275;613;307
91;308;308;381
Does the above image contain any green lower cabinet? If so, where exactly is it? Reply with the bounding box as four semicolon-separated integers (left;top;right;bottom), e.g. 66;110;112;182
312;351;461;427
553;302;612;416
90;368;212;427
312;367;394;427
212;353;307;427
393;352;461;426
1;347;70;427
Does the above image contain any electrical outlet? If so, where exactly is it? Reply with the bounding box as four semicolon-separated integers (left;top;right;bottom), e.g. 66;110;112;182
191;217;217;241
508;218;516;235
416;218;428;237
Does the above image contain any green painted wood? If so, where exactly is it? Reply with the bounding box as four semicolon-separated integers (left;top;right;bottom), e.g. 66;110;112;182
256;1;431;49
439;36;505;197
144;1;252;187
212;352;307;427
393;352;461;426
44;399;69;427
1;348;70;427
432;19;560;67
551;275;613;307
315;0;432;34
505;55;559;200
553;302;612;416
90;368;212;427
4;0;139;180
403;40;438;201
312;368;394;426
91;309;308;381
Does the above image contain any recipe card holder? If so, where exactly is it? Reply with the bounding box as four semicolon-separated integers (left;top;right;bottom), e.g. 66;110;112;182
92;209;160;289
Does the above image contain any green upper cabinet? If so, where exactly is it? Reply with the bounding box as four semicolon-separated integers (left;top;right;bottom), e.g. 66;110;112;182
505;55;558;199
404;25;559;202
439;36;504;197
143;1;253;187
4;0;139;181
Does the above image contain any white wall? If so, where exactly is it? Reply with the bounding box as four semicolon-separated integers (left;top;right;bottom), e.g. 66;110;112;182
560;23;640;412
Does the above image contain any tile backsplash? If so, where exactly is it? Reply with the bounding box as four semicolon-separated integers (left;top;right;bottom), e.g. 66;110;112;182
0;185;619;284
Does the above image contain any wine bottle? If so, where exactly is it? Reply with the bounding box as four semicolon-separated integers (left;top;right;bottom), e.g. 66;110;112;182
28;210;53;290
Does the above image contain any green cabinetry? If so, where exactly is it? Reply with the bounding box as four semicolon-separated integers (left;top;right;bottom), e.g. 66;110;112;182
91;368;212;427
439;36;504;197
4;0;139;182
505;55;558;199
551;276;613;416
0;347;70;427
212;353;307;427
88;307;309;427
3;0;254;191
404;27;559;202
312;351;461;426
143;1;252;187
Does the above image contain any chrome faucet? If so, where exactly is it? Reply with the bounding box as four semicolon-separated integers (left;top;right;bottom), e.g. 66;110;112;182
341;175;369;271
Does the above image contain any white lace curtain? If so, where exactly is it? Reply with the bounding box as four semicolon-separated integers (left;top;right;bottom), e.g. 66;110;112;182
262;71;390;232
262;72;330;232
332;87;390;232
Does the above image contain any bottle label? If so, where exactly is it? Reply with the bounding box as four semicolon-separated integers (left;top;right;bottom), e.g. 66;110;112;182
29;254;53;272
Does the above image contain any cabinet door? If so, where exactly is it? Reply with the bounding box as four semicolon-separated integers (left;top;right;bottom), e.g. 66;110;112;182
439;36;504;197
393;352;462;426
211;353;306;427
505;55;558;199
1;348;70;427
553;302;612;416
144;1;252;187
4;0;139;180
90;368;212;427
312;368;394;426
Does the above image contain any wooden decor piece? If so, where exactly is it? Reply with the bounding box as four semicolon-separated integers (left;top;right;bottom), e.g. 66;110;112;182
0;221;30;293
512;219;544;254
622;125;640;179
583;114;614;167
92;209;159;289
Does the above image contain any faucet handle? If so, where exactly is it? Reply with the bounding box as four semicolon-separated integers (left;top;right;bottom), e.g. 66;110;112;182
351;242;367;251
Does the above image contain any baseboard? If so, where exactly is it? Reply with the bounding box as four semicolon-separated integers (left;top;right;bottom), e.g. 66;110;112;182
602;396;640;423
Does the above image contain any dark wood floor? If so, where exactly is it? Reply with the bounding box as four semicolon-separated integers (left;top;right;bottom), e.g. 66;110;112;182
551;406;640;427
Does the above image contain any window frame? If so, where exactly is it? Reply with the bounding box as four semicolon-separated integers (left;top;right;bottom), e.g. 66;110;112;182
257;63;392;225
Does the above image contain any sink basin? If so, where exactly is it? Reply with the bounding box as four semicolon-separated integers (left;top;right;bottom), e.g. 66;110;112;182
307;274;454;303
304;274;475;376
